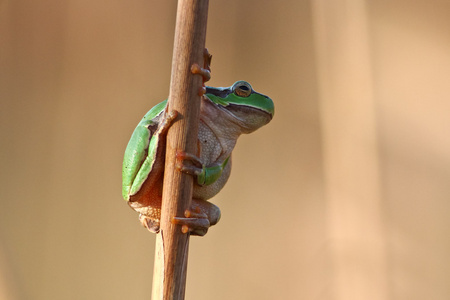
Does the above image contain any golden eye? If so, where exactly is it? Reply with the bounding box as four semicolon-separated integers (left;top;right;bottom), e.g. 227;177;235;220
233;81;252;97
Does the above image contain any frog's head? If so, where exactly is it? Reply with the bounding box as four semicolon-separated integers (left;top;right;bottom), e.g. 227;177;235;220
205;81;274;133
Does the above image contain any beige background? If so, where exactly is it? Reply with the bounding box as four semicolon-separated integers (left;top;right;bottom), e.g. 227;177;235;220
1;0;450;299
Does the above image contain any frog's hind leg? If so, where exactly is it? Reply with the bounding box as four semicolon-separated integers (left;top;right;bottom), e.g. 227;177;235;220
129;200;162;233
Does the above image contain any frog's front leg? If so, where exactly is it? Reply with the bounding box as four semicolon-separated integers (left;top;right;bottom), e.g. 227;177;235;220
172;199;221;236
176;150;229;186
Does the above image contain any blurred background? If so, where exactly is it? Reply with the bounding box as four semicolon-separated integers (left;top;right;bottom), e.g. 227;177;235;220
1;0;450;299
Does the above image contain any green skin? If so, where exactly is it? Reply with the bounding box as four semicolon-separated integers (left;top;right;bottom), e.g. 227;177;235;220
122;81;274;235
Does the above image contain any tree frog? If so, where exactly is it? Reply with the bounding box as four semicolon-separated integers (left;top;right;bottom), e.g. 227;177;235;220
122;81;274;235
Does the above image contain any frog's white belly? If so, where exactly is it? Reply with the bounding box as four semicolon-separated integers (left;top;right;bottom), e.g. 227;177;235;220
192;119;233;200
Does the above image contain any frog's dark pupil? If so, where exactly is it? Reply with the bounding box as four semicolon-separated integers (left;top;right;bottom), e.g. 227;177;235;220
240;85;249;91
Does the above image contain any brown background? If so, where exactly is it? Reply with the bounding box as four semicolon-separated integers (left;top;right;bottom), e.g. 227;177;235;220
1;1;450;299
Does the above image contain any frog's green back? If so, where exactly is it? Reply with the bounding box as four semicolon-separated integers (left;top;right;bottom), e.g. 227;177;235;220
122;100;167;200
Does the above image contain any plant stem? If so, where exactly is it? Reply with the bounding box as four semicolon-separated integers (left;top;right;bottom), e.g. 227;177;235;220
151;1;209;299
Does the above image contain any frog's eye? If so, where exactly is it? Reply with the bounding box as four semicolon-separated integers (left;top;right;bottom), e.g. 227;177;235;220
233;81;252;97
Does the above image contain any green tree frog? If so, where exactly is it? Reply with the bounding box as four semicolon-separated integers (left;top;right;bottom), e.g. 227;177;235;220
122;81;274;235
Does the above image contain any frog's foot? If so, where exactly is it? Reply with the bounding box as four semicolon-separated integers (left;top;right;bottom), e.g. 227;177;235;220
191;48;212;96
172;208;210;236
172;200;221;236
139;214;160;234
175;150;204;176
191;64;211;96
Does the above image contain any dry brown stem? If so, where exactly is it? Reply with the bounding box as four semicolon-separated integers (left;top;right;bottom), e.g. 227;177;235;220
151;1;209;299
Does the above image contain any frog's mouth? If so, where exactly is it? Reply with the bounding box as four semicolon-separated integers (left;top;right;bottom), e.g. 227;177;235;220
225;103;273;120
218;103;273;133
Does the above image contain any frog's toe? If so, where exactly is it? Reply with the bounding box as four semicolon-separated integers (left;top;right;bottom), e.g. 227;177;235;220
171;209;210;236
176;150;202;166
176;163;203;176
175;150;203;175
191;63;211;82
